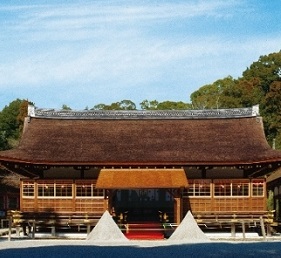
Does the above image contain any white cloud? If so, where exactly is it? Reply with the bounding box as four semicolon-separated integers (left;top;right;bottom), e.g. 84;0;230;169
1;34;280;90
0;0;280;109
2;1;243;36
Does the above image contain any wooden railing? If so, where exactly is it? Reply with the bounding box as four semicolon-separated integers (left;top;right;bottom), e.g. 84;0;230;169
7;210;103;238
192;211;274;223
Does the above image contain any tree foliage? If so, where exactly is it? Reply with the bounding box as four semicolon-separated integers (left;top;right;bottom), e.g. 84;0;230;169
140;100;191;110
139;100;159;110
93;100;137;110
190;76;238;109
62;104;72;110
0;99;28;150
240;51;281;146
190;76;262;109
242;51;281;96
262;81;281;142
17;100;29;134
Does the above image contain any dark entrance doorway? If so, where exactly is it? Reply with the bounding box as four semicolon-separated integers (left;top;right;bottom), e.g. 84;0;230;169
113;189;173;222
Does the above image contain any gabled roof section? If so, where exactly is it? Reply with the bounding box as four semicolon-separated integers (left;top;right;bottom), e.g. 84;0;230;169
0;105;281;166
96;168;188;189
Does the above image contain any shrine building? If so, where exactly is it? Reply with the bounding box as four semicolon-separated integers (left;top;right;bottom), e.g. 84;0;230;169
1;104;281;229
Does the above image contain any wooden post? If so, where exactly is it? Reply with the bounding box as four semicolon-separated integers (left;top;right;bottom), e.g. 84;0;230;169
174;197;182;225
51;226;56;237
231;223;236;237
87;224;91;235
8;216;12;241
32;220;35;239
259;216;266;240
266;224;272;237
16;226;20;237
241;220;246;240
104;193;109;212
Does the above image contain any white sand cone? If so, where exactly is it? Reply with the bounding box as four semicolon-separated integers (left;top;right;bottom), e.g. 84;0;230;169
168;211;210;242
87;210;128;242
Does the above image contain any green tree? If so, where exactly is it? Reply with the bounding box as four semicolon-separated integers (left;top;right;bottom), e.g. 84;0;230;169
92;103;106;110
93;100;136;110
274;132;281;150
0;99;27;149
230;78;261;107
118;100;136;110
262;81;281;145
140;100;191;110
240;51;281;144
140;100;159;110
157;101;191;110
17;100;30;134
62;104;72;110
242;51;281;96
0;131;8;150
190;76;238;109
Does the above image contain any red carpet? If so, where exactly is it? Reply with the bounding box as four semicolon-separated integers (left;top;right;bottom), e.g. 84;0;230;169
124;222;164;240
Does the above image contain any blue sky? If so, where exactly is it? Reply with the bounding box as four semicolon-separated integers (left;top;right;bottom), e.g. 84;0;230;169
0;0;281;110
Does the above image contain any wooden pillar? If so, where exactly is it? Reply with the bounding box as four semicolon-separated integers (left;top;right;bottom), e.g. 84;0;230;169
103;198;109;211
16;226;20;237
8;216;12;241
260;216;266;240
241;220;246;239
34;181;38;211
104;190;110;212
266;223;272;237
174;197;183;225
72;181;76;212
87;224;91;235
231;223;236;237
51;225;56;237
105;189;117;213
32;220;35;239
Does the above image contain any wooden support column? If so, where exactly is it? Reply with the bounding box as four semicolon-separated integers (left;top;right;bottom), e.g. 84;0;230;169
260;216;266;240
32;220;35;239
51;225;56;237
174;197;183;225
231;223;236;237
87;224;91;235
241;221;246;239
103;198;109;211
16;226;20;237
103;189;111;212
105;189;117;213
8;216;12;241
267;223;272;237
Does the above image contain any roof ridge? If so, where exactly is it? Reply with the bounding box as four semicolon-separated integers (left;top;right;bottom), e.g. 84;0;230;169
28;105;259;120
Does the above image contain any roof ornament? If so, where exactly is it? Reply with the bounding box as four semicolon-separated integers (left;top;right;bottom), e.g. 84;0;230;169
28;104;35;117
252;105;259;116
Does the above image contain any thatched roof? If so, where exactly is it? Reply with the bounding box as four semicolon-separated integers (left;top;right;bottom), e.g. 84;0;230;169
0;106;281;166
96;168;188;189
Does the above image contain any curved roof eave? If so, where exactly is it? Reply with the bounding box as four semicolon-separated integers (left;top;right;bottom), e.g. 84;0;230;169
1;158;281;167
